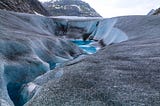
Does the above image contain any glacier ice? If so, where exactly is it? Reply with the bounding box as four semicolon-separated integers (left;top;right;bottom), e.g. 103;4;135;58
53;16;128;46
25;15;160;106
93;19;117;40
93;19;128;45
0;10;129;106
19;82;39;106
0;10;83;106
55;69;64;78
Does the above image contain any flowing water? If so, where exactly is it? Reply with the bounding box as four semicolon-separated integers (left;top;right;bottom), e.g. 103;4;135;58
70;39;98;54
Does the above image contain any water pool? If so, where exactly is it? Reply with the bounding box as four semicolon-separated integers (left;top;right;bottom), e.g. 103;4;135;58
70;40;97;54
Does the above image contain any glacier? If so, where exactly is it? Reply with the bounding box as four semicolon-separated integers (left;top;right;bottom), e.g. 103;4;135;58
0;10;130;106
0;10;83;106
53;16;128;45
25;15;160;106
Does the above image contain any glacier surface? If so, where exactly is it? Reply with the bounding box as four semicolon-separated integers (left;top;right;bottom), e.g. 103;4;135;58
0;10;130;106
25;15;160;106
0;10;84;106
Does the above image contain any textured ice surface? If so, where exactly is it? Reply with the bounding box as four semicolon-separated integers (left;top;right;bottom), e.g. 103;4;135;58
0;11;129;105
55;69;64;78
19;82;39;106
1;10;151;106
0;10;83;106
25;15;160;106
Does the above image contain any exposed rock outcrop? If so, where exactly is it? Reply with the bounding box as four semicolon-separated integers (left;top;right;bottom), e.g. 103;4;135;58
153;7;160;15
0;0;49;15
147;9;155;15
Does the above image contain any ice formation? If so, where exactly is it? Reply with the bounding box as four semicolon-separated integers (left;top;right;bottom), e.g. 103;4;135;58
0;10;129;106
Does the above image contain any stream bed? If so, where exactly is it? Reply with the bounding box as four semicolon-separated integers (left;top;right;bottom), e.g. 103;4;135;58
70;39;99;54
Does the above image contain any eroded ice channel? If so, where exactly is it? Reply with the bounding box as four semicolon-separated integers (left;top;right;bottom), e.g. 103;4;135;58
0;11;129;106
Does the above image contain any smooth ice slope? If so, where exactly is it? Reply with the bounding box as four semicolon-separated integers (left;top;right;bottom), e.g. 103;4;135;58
93;19;128;45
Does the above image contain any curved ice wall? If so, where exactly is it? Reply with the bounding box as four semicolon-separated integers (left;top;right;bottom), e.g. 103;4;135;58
53;16;128;46
93;19;128;45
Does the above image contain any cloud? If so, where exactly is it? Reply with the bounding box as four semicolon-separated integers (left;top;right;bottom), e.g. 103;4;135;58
82;0;160;17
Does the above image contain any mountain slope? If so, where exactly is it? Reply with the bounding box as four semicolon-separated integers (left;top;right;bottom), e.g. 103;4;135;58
43;0;101;17
0;0;49;15
153;7;160;15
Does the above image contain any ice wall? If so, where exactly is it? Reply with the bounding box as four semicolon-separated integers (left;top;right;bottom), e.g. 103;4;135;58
52;16;128;46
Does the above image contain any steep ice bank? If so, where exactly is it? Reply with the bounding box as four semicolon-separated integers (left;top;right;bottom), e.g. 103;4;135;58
53;16;128;46
0;10;83;106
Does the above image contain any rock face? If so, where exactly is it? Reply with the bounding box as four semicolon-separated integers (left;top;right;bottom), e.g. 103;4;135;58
25;15;160;106
150;6;160;15
43;0;101;17
147;9;156;15
0;0;49;15
153;7;160;15
0;10;84;106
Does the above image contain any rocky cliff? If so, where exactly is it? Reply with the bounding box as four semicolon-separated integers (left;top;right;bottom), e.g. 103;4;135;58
0;0;49;15
43;0;101;17
153;7;160;15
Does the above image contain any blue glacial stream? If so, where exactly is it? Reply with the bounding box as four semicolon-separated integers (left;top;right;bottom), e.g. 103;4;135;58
52;40;98;70
70;39;98;54
54;39;98;78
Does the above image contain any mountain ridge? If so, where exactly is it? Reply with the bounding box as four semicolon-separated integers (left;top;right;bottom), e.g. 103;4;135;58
153;7;160;15
42;0;101;17
0;0;49;16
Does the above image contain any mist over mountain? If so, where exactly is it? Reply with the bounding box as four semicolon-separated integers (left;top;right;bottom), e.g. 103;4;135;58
42;0;101;17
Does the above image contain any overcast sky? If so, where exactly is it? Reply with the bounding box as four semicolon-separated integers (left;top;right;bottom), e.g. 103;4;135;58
39;0;160;18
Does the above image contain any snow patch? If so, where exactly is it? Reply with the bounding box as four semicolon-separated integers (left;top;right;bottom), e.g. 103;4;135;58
33;11;44;16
